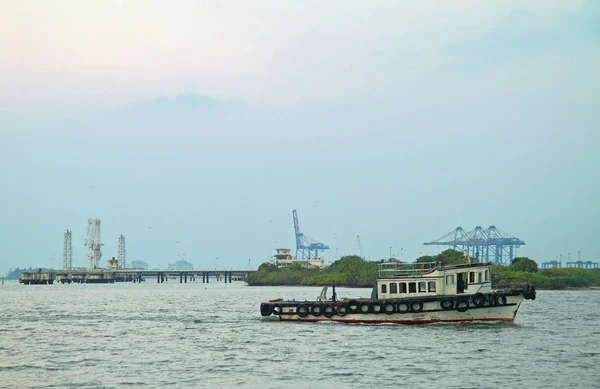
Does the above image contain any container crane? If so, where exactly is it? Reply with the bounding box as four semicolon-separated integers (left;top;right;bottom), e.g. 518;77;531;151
293;209;330;259
424;225;525;264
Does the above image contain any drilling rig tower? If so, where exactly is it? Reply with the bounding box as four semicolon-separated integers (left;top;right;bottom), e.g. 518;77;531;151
62;229;72;270
117;234;126;269
85;219;103;269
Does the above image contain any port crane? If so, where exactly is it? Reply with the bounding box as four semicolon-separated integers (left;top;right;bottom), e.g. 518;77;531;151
293;209;330;259
424;225;525;265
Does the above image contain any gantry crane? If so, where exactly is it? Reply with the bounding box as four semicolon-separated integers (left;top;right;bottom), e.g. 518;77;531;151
293;209;330;259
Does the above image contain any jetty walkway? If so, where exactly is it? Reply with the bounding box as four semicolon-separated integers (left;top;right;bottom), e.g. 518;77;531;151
19;269;255;285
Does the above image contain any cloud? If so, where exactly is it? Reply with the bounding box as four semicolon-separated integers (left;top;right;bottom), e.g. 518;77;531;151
558;0;600;43
123;94;233;113
447;0;599;61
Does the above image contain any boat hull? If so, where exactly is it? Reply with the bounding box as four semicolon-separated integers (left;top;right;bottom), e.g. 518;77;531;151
264;293;526;324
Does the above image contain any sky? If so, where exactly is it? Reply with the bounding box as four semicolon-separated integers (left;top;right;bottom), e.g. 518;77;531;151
1;0;599;272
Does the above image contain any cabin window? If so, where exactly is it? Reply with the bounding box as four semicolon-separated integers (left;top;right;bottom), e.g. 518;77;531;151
485;270;490;281
390;283;398;294
469;272;475;283
400;283;407;293
446;275;455;285
408;282;417;293
418;282;427;293
428;281;436;292
478;272;482;283
381;284;387;294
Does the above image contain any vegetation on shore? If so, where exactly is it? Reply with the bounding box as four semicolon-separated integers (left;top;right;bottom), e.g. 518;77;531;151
246;255;377;287
4;267;36;280
246;249;600;289
492;263;600;289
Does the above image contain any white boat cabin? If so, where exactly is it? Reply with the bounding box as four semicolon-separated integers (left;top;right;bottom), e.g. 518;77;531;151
376;261;493;299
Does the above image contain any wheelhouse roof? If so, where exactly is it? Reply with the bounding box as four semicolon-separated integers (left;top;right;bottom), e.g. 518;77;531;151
377;261;492;279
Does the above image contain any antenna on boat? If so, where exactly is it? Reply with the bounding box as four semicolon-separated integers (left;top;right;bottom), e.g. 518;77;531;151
332;281;337;302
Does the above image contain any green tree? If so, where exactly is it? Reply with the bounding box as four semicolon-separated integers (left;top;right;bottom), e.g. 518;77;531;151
510;257;538;273
329;255;378;286
5;267;30;280
415;255;434;263
418;249;471;266
443;249;473;265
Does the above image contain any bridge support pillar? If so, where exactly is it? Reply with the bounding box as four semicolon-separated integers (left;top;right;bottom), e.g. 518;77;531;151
228;272;232;283
180;273;182;283
184;273;187;283
157;273;160;283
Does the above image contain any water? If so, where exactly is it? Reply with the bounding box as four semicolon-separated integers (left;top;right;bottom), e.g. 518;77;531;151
1;280;599;389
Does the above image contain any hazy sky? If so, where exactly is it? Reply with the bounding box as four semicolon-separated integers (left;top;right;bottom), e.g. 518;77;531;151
1;0;599;272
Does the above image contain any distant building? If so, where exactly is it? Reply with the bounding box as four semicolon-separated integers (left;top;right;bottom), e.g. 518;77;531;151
541;261;561;269
566;261;599;269
168;260;194;270
271;248;324;268
107;257;119;270
130;260;149;270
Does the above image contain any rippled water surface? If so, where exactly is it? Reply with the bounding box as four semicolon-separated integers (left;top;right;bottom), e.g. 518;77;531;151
1;280;599;388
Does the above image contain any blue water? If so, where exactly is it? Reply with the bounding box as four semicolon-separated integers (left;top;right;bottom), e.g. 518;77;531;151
1;280;599;388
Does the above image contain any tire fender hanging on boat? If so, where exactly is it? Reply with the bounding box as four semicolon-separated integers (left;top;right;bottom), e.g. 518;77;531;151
383;301;395;315
336;303;348;316
494;294;507;306
311;304;322;316
396;301;410;314
260;303;273;317
360;302;371;314
409;301;423;313
371;301;383;314
272;304;282;315
347;300;360;313
529;286;536;300
524;285;536;300
456;300;469;312
322;304;335;318
296;304;309;318
440;299;454;310
471;293;486;307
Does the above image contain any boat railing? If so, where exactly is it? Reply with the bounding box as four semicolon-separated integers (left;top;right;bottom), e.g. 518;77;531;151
491;277;527;291
316;286;328;302
439;261;491;270
378;261;438;278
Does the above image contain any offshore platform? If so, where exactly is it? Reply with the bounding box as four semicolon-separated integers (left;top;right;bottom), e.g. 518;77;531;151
293;209;329;259
424;225;525;265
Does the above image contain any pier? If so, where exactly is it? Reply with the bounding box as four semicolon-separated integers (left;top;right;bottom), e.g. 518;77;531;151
19;269;255;285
